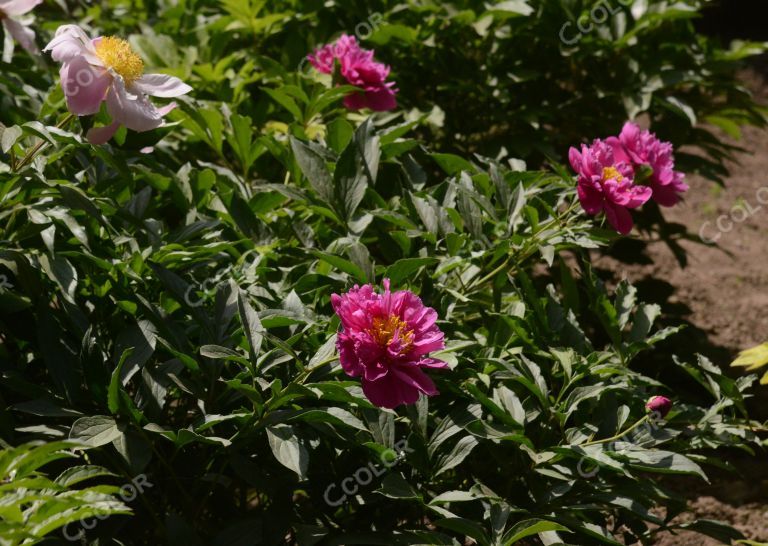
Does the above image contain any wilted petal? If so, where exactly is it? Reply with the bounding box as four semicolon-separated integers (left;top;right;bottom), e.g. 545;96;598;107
132;73;192;98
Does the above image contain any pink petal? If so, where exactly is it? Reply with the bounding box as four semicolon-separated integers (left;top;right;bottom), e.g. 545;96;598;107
0;0;41;16
3;17;37;57
419;357;448;369
362;360;389;382
106;77;166;132
409;331;445;357
606;136;631;165
603;202;634;235
86;121;121;145
623;185;652;208
392;366;439;396
337;333;362;377
362;372;420;409
61;56;110;115
577;182;603;215
43;24;95;62
132;74;192;98
568;146;583;173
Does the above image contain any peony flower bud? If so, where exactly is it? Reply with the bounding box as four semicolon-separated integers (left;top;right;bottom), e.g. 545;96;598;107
645;395;672;418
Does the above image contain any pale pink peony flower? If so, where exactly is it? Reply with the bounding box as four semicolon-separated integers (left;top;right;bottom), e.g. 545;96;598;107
0;0;42;62
331;279;446;409
607;122;689;206
569;139;652;235
308;34;397;112
645;395;672;417
43;25;192;145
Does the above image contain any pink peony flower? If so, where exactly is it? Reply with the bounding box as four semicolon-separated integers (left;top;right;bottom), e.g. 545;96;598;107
569;139;652;235
607;122;689;207
331;279;446;409
308;34;397;112
0;0;42;62
645;395;672;418
43;25;192;145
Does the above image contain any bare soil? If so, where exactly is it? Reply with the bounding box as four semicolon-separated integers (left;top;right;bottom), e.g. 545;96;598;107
594;70;768;545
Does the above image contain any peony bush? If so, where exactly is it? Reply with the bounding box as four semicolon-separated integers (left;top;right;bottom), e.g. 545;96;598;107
0;0;766;544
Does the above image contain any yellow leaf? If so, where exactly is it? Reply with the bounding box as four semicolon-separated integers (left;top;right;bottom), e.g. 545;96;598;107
761;371;768;385
731;342;768;371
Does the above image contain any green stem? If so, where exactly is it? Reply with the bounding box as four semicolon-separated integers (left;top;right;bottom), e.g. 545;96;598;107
581;415;649;447
14;114;76;171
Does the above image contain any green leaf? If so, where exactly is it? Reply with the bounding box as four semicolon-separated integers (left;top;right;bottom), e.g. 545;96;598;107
108;348;134;415
69;416;123;448
384;258;438;285
266;424;309;479
333;118;380;221
1;125;22;153
237;289;264;365
503;519;570;545
326;118;353;154
290;136;333;203
311;250;367;282
431;153;475;175
262;87;303;120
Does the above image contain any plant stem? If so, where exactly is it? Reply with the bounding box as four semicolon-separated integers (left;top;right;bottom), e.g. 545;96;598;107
14;114;76;171
581;415;649;447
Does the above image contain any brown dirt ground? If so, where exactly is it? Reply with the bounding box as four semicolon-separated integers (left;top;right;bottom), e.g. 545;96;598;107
594;70;768;545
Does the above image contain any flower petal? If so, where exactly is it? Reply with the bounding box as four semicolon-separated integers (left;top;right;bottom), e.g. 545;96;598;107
419;357;448;369
106;76;167;132
362;373;420;409
392;366;439;396
603;202;634;235
0;0;41;16
3;17;36;55
86;121;121;145
60;56;110;115
43;24;95;62
132;74;192;98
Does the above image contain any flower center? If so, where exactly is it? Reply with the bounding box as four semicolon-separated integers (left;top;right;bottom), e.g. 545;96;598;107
601;166;622;183
94;36;144;85
370;314;415;355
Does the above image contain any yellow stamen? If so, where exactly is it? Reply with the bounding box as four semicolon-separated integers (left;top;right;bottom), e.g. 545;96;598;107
602;166;622;182
94;36;144;85
369;315;415;355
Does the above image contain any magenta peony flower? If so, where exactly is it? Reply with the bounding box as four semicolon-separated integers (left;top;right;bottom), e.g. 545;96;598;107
331;279;446;409
308;34;397;112
607;122;689;207
0;0;42;61
569;139;652;235
645;395;672;418
43;25;192;145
